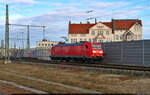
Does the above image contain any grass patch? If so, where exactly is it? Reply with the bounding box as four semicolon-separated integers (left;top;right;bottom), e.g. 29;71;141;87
0;62;150;94
0;83;32;94
0;72;83;94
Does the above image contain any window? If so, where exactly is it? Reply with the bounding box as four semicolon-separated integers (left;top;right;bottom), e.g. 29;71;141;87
71;39;73;43
39;43;41;46
98;40;103;43
71;34;77;37
80;38;82;41
127;33;132;41
134;35;137;40
109;38;112;42
116;27;118;30
138;26;141;30
137;26;139;31
91;31;95;36
134;26;136;31
124;27;126;30
134;25;139;31
97;26;104;28
75;39;77;43
106;31;110;35
71;39;77;43
86;45;88;49
42;44;44;46
80;34;86;37
106;38;108;42
120;27;122;31
89;38;91;42
98;31;103;35
106;38;112;42
92;38;95;42
115;35;119;40
92;44;102;49
120;35;123;40
45;44;47;46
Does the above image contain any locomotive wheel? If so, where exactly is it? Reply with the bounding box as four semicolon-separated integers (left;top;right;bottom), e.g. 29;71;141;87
65;58;70;62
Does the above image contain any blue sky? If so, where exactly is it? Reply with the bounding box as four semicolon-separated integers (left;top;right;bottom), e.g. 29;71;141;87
0;0;150;47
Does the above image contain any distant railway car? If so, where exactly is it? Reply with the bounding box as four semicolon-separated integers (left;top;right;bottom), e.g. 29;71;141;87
31;50;37;58
50;41;103;61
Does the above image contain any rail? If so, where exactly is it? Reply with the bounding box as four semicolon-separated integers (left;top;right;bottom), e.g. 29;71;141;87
11;58;150;78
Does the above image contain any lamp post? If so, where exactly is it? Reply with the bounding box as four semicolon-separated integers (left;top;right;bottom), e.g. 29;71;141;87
4;4;11;64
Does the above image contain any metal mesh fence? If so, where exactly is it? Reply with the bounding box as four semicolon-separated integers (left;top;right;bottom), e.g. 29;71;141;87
1;39;150;67
102;40;150;67
20;47;51;61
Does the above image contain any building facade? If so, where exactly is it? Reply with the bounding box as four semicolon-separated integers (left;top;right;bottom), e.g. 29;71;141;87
36;39;59;48
68;19;142;43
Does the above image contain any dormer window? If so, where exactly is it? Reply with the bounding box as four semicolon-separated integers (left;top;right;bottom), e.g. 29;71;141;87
97;26;104;28
106;31;110;35
116;27;118;30
98;31;103;35
120;27;122;31
124;27;126;30
136;22;139;25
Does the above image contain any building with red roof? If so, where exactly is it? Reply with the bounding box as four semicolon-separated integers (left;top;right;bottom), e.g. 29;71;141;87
68;19;142;43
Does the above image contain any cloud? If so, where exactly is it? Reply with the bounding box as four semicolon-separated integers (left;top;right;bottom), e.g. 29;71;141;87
143;21;150;37
0;0;40;5
2;0;149;44
142;21;150;39
143;22;150;26
15;6;89;25
51;2;82;7
14;2;148;42
0;14;25;25
87;1;131;9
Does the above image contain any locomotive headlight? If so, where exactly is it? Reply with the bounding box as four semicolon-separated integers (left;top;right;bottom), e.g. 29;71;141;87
92;51;96;53
99;51;103;53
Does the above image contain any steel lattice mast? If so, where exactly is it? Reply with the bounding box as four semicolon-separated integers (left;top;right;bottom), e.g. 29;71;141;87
4;4;11;64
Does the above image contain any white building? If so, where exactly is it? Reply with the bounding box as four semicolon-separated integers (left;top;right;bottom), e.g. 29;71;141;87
68;19;142;43
36;39;59;48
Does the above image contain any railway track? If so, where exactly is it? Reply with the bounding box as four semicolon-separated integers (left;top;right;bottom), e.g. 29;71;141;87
16;58;150;71
0;92;8;95
10;58;150;77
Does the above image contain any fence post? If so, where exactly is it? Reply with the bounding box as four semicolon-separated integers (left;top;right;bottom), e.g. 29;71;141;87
143;40;144;66
121;42;123;64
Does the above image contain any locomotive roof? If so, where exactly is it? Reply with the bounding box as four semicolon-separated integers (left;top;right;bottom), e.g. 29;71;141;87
55;41;88;47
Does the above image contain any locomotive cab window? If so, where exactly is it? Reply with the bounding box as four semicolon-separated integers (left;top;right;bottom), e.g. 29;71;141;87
85;45;88;49
92;45;102;49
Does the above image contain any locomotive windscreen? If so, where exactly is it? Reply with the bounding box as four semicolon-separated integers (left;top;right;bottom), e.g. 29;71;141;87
92;44;102;49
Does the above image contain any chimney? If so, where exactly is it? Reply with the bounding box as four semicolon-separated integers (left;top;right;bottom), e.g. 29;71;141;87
95;18;97;24
80;22;82;24
87;21;90;24
69;21;71;24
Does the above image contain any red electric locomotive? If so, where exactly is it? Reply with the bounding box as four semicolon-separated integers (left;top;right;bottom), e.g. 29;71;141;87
50;41;103;62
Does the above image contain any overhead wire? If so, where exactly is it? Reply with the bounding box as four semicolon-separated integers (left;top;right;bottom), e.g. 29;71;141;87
6;5;46;48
